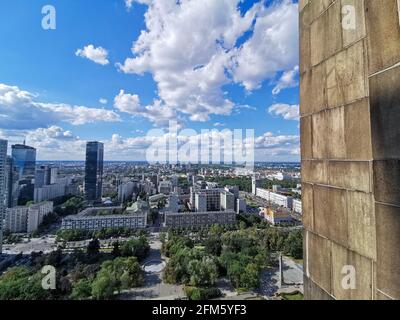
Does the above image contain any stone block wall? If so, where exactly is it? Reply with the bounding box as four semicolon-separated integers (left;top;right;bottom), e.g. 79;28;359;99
300;0;400;300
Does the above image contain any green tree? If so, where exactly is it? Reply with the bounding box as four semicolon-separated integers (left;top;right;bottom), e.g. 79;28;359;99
0;267;51;300
91;274;116;300
87;238;100;255
70;279;92;300
241;263;260;290
112;241;121;257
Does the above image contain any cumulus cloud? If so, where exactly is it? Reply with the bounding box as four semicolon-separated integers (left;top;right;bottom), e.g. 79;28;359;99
272;65;299;95
114;89;180;127
6;124;299;161
0;83;121;130
268;103;299;121
75;45;110;65
105;129;299;162
99;98;108;105
117;0;299;124
231;0;299;91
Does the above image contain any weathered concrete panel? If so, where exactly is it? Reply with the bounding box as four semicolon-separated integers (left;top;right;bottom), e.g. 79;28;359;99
370;65;400;160
326;40;368;109
307;232;332;294
304;275;334;300
344;98;372;160
300;6;311;74
302;160;329;185
341;0;366;47
376;203;400;299
331;243;373;300
327;107;346;159
365;0;400;74
301;115;313;160
312;111;329;158
302;183;314;231
328;161;371;193
347;191;376;260
314;185;348;246
373;160;400;206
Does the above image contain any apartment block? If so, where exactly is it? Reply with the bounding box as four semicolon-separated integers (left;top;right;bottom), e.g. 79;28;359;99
164;210;236;229
256;188;293;209
5;202;53;234
300;0;400;300
293;199;302;214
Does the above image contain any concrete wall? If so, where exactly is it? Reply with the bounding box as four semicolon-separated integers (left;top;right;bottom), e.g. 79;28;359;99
300;0;400;300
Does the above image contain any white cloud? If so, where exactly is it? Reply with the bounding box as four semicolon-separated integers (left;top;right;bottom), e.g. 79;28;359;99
0;83;121;130
40;103;121;125
5;124;299;161
213;122;226;127
231;0;299;91
105;130;299;161
117;0;298;124
114;89;180;127
268;103;299;121
99;98;108;105
75;45;110;65
272;65;299;95
125;0;150;10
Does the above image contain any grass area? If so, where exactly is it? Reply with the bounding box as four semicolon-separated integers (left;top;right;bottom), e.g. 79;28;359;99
280;291;304;300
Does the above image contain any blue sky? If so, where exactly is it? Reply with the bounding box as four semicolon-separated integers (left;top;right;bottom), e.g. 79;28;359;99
0;0;300;161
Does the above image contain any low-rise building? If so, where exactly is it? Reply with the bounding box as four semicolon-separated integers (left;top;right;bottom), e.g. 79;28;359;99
61;205;147;231
164;210;236;229
261;207;293;225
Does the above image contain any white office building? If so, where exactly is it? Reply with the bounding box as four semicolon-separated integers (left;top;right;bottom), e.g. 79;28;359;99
118;181;136;203
220;191;235;211
256;188;293;209
293;199;302;214
252;177;262;195
165;193;180;212
158;181;172;195
237;198;247;214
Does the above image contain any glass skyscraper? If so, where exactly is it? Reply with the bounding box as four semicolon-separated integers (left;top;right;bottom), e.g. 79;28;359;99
11;143;36;204
84;141;104;202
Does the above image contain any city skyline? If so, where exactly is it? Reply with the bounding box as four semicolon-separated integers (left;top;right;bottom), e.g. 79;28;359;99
0;0;300;162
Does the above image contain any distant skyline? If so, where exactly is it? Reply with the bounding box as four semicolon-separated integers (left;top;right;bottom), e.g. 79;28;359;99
0;0;300;162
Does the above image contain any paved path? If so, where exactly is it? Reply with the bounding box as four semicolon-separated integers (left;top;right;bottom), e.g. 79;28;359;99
118;233;185;300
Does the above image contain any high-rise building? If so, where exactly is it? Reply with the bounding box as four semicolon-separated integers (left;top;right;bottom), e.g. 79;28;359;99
84;141;104;202
11;143;36;204
0;139;8;254
11;144;36;178
35;167;46;188
251;176;262;195
5;156;18;208
300;0;400;300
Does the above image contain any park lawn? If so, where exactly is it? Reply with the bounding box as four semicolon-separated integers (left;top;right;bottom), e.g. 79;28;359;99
281;292;304;300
